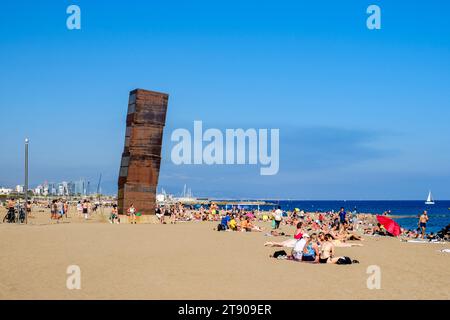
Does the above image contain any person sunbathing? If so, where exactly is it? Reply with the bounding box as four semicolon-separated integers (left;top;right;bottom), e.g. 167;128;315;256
330;227;363;242
240;216;250;231
342;231;363;241
319;234;342;264
301;234;320;263
264;230;288;238
248;222;263;232
287;233;309;261
242;217;263;232
324;232;363;247
264;222;303;247
364;223;387;236
319;234;360;264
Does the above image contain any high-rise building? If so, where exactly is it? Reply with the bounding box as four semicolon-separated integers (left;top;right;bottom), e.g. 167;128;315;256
34;185;43;195
67;182;76;195
74;179;85;195
48;182;57;196
57;184;64;196
42;182;49;196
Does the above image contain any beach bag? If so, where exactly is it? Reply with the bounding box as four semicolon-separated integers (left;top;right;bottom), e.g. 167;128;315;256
271;219;276;228
217;224;224;231
336;256;352;265
273;250;287;258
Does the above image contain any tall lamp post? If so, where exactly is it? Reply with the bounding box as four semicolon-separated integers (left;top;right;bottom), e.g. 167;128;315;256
25;138;29;224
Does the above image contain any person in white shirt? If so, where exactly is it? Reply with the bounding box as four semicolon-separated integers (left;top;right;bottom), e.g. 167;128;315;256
273;206;283;229
291;233;309;261
127;204;137;224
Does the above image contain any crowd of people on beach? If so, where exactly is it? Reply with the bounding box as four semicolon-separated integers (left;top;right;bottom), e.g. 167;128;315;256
261;206;362;264
2;197;449;244
150;203;449;263
152;204;365;264
0;197;115;224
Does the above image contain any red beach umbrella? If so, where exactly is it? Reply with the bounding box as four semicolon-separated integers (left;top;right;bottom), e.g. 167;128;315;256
376;215;401;236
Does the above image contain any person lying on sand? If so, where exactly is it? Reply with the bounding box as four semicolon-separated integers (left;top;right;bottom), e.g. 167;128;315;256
264;222;303;247
267;230;287;236
318;232;363;247
328;224;364;242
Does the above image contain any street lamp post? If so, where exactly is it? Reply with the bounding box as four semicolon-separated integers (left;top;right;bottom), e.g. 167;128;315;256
25;138;29;224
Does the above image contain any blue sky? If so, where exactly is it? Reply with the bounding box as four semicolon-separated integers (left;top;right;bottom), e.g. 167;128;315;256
1;0;449;199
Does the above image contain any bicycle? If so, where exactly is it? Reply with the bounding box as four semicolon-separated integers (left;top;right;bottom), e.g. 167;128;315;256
2;208;16;223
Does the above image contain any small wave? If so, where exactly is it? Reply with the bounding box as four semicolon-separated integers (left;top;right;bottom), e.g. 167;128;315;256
389;215;419;219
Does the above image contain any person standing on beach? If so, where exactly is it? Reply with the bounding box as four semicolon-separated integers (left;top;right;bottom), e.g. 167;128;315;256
339;207;346;224
26;201;32;218
110;204;119;224
76;201;82;216
58;199;65;219
51;199;60;222
155;206;164;224
82;200;89;220
63;201;69;219
418;211;429;238
7;198;16;215
273;206;283;229
3;198;16;222
127;203;137;224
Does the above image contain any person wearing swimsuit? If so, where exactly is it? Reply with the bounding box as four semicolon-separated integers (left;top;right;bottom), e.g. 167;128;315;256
319;234;338;264
301;234;319;262
82;200;89;220
418;211;429;239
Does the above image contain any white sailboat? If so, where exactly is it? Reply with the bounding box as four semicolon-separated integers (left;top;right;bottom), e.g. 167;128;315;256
425;191;435;205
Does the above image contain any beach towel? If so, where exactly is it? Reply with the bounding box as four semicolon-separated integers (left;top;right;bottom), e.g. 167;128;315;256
407;239;445;244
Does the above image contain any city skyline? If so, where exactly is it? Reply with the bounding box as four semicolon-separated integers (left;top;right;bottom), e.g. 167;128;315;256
0;178;98;196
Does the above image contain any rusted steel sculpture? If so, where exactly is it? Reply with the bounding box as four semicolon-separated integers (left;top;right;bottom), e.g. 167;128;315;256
118;89;169;218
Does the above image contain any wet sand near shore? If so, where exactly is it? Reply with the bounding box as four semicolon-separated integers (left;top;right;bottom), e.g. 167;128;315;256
0;207;449;300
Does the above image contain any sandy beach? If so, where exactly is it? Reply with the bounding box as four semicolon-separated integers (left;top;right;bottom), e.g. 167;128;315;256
0;207;449;300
